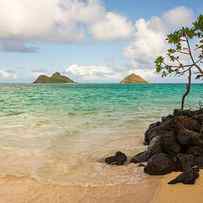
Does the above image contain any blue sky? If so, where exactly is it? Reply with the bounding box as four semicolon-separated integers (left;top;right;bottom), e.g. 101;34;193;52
0;0;202;83
104;0;203;19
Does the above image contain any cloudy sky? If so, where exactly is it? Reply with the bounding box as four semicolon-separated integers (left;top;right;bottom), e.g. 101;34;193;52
0;0;202;83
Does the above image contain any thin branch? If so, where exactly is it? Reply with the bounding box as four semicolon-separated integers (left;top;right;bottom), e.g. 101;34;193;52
176;51;190;55
184;34;203;75
178;66;194;75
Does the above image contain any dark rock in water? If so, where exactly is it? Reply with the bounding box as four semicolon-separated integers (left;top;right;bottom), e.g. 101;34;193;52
168;166;199;185
131;136;162;164
160;131;181;157
105;151;127;165
177;154;194;171
131;151;151;164
144;153;175;175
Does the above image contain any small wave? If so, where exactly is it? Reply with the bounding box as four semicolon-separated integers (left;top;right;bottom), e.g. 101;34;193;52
4;111;24;117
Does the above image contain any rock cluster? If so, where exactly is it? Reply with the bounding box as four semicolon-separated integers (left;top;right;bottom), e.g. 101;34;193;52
105;109;203;184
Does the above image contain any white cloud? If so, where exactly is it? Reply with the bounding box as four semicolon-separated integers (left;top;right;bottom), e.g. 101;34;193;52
90;12;134;40
66;64;131;82
0;70;16;80
32;71;48;79
0;4;195;83
66;6;194;83
0;0;133;52
132;68;156;80
66;64;158;82
163;6;193;27
124;6;194;79
0;0;90;43
125;18;166;68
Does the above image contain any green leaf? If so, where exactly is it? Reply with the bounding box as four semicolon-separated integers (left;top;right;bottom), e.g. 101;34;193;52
193;15;203;32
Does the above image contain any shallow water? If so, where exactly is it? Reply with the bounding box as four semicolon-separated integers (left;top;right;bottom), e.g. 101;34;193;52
0;83;202;185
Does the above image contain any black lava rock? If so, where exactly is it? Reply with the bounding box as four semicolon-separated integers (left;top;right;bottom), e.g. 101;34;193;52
105;151;127;165
144;153;176;175
168;166;199;185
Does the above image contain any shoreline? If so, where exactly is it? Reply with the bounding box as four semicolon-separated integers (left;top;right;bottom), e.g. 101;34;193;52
1;144;203;202
0;175;160;203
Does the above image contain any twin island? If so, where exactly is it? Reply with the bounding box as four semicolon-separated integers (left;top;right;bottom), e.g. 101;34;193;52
33;72;147;84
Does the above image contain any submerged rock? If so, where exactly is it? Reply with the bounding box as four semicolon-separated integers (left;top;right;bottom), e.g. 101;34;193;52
131;136;162;164
105;151;127;165
131;151;151;164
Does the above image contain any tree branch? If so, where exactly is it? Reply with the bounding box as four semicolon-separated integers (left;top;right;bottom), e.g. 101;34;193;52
185;34;203;75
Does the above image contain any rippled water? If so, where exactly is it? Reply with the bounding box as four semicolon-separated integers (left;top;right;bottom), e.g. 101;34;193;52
0;83;202;185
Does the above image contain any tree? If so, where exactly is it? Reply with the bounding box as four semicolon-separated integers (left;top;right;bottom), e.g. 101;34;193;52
155;15;203;110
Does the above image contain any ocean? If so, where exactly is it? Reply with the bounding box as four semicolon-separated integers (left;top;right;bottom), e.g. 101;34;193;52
0;83;202;186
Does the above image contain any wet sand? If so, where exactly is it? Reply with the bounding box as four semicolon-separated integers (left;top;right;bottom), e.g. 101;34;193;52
152;171;203;203
0;175;160;203
2;166;203;203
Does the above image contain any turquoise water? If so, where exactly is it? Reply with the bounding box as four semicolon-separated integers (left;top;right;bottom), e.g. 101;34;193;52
1;83;203;121
0;83;202;185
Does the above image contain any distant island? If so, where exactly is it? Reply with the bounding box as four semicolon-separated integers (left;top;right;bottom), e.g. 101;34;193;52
120;73;147;84
33;72;75;84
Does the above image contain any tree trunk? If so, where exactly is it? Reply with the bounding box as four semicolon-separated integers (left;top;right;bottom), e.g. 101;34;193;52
181;69;192;110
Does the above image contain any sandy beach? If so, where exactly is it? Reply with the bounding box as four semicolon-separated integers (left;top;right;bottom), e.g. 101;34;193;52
0;175;159;203
1;167;203;203
152;171;203;203
2;171;203;203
